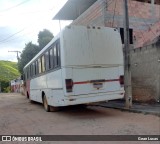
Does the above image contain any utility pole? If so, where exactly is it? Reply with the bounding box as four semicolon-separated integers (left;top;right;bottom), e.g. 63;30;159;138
123;0;132;108
8;51;21;61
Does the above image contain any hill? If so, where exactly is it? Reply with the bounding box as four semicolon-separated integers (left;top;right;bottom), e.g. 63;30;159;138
0;60;20;82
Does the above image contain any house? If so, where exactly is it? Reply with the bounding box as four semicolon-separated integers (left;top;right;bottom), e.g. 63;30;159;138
10;77;23;93
53;0;160;48
53;0;160;102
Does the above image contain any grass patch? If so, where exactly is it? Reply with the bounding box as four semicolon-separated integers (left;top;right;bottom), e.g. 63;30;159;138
0;60;20;92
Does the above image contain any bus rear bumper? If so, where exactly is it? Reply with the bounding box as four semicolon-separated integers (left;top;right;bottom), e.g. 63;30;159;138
59;91;124;106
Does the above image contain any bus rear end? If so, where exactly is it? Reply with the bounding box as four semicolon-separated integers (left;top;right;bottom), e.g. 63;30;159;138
61;26;124;106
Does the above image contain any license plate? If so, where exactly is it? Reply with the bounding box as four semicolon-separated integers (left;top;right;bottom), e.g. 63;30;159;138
93;82;103;89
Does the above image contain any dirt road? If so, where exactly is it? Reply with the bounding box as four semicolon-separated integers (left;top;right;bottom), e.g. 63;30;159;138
0;93;159;144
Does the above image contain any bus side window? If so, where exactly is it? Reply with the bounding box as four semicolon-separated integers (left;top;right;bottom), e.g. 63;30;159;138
35;60;38;75
42;55;45;72
26;67;29;80
38;58;42;74
32;62;35;76
26;69;28;80
57;41;60;67
28;67;30;79
45;51;49;71
25;71;27;80
30;65;32;78
53;45;57;68
49;48;53;69
23;73;26;81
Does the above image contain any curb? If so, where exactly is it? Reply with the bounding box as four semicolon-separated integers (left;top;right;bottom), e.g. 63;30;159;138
98;105;160;117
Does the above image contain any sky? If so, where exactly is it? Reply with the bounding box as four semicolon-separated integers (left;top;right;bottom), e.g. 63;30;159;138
0;0;72;62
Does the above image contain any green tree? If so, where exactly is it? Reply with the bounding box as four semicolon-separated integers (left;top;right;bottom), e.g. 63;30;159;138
18;42;39;74
18;29;54;74
38;29;54;50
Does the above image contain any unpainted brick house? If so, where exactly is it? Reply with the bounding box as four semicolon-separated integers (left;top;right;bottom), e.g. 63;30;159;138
54;0;160;102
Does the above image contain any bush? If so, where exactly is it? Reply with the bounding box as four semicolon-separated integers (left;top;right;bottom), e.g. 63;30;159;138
3;86;11;93
0;81;10;92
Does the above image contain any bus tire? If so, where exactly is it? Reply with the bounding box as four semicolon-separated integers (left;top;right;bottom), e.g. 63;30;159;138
50;106;60;112
81;104;88;108
27;92;34;103
29;99;35;103
27;92;29;99
43;95;50;112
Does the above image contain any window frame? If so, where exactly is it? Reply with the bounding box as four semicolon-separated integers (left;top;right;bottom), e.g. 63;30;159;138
24;38;61;79
38;58;42;74
41;55;45;72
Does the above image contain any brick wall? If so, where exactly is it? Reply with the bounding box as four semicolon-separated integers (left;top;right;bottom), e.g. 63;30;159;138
131;41;160;102
135;21;160;48
72;0;160;48
135;0;160;4
71;0;160;102
72;0;105;26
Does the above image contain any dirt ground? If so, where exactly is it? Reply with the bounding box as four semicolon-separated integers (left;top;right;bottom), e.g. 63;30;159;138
0;93;159;144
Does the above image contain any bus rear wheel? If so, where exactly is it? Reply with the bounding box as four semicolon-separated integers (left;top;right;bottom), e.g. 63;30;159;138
43;95;50;112
50;106;60;112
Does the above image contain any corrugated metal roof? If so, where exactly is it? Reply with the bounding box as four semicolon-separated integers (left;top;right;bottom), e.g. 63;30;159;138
53;0;97;20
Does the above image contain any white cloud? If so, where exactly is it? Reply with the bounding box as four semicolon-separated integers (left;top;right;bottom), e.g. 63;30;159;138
0;0;71;62
0;48;18;62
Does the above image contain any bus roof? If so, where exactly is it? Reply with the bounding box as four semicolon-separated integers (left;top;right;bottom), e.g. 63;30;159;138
23;25;121;70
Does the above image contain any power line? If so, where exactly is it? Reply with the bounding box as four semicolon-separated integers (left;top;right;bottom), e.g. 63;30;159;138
0;7;54;44
0;15;53;44
0;28;26;43
0;4;55;44
0;30;38;45
0;21;42;45
0;9;52;17
0;0;30;12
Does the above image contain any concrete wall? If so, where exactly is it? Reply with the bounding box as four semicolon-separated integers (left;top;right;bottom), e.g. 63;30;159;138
131;40;160;102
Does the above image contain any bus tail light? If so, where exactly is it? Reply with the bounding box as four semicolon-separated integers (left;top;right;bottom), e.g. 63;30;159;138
119;75;124;86
65;79;73;92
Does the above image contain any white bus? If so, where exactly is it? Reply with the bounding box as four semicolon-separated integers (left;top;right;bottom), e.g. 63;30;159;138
23;25;124;112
